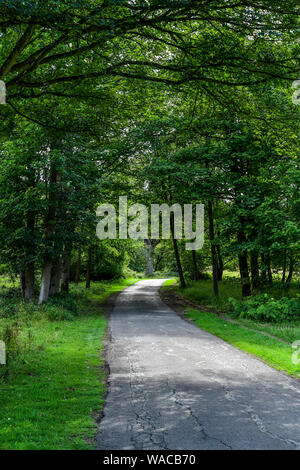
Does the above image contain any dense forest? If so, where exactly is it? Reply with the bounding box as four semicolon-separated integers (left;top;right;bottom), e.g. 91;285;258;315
0;0;299;451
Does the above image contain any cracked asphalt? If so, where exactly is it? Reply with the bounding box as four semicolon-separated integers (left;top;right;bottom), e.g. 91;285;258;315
96;279;300;450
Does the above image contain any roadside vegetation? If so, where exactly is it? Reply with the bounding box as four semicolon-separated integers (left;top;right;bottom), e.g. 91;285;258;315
0;277;137;450
186;309;300;379
161;275;300;378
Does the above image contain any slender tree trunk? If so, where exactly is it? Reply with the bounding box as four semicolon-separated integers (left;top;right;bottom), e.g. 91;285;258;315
145;242;154;276
49;259;61;296
23;203;36;302
170;215;186;288
286;256;294;284
24;264;35;302
39;162;58;304
145;239;160;275
192;250;200;281
75;248;81;284
39;262;52;304
281;249;287;283
61;252;71;292
207;201;219;297
260;253;267;283
146;255;154;276
250;252;260;290
216;244;223;281
266;253;272;283
154;252;163;271
86;246;92;289
20;271;26;299
238;253;251;298
237;230;251;298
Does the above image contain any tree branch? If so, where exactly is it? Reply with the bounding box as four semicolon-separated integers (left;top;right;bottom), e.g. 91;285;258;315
0;23;36;78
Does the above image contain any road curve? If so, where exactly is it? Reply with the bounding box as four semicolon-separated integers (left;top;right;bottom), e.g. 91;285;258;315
96;279;300;450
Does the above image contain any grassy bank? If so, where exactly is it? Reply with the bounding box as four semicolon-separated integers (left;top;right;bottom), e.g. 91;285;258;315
179;274;299;312
186;309;300;379
0;278;137;450
164;275;300;342
161;277;300;379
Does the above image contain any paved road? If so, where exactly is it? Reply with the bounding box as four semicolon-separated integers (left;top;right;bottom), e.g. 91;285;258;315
96;279;300;450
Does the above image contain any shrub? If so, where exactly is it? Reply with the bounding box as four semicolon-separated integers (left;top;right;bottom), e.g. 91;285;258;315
122;268;143;279
1;322;20;359
0;321;22;379
42;305;74;321
47;294;81;316
229;294;300;323
198;272;211;280
183;283;213;304
0;297;19;318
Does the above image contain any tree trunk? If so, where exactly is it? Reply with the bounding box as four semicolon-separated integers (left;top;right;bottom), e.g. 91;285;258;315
75;248;81;284
39;262;52;304
145;242;154;276
23;204;36;302
154;252;163;271
86;246;92;289
49;259;61;296
216;243;223;281
281;250;287;283
238;253;251;298
266;253;272;283
207;201;219;297
20;271;26;299
260;253;267;283
250;252;260;290
146;254;154;276
192;250;200;281
61;252;71;292
286;256;294;284
237;230;251;298
170;215;186;288
145;239;160;275
38;161;59;304
24;264;35;302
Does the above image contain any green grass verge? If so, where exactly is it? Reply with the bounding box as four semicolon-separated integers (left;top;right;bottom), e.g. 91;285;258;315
231;317;300;344
163;278;300;344
161;278;177;287
186;308;300;379
0;278;138;450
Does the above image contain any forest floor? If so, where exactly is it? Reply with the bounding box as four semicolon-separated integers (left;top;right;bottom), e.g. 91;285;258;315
0;278;138;450
97;278;300;450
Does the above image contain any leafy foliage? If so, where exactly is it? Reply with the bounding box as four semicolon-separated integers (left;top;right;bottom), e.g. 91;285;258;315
229;294;300;323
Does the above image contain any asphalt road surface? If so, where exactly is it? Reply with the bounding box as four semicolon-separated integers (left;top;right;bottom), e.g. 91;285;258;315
96;279;300;450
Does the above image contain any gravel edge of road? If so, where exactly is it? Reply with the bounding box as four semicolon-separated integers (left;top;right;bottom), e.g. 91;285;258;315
91;289;128;442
